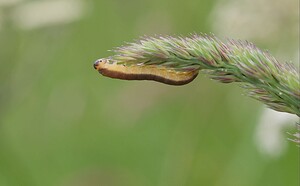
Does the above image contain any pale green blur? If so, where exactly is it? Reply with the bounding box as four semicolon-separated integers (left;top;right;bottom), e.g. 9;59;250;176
0;0;298;186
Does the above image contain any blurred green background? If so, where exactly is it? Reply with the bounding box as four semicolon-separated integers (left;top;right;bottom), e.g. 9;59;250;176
0;0;298;185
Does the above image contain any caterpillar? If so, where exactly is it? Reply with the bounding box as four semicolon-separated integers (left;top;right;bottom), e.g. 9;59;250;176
93;58;199;85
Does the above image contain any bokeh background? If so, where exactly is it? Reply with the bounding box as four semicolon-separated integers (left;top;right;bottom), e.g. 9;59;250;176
0;0;299;185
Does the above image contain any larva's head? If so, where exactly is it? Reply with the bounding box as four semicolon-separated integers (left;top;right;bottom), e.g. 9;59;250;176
93;58;109;71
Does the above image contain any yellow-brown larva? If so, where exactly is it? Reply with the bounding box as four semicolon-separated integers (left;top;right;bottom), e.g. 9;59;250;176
93;58;199;85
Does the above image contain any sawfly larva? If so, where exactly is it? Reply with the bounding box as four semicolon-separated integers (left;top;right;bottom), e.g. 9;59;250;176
93;58;198;86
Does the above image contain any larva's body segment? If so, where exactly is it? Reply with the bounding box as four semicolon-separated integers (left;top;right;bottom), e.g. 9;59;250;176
93;59;198;85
